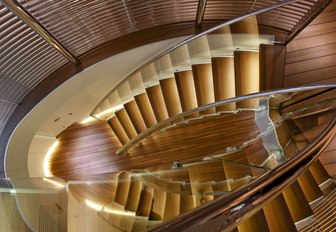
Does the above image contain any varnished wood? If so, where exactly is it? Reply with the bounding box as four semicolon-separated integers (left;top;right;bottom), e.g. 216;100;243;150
259;44;286;91
285;1;336;86
136;186;154;217
124;100;147;133
297;169;324;202
163;182;180;220
107;116;130;145
192;64;216;114
146;85;169;122
262;194;297;232
150;178;167;221
230;16;259;35
159;77;183;117
114;172;131;206
310;159;331;185
234;51;260;109
175;70;198;113
115;108;138;139
51;121;122;177
282;181;313;222
237;210;269;232
180;184;195;214
124;177;142;212
211;57;236;111
134;92;157;128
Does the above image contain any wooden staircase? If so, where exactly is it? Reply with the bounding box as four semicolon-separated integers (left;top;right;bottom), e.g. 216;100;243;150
91;18;278;153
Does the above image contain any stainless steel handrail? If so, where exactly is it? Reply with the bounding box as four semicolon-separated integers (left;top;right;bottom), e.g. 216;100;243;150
115;83;336;155
150;108;336;232
90;0;302;116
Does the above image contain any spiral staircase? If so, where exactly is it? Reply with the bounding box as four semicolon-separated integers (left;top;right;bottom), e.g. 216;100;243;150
1;0;336;232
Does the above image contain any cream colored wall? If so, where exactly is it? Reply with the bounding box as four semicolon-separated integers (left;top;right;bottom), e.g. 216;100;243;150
5;36;189;179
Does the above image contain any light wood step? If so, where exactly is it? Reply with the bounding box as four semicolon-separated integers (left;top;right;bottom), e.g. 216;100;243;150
211;57;236;111
146;85;169;122
136;186;154;217
237;210;270;232
282;181;313;223
115;108;138;139
124;177;142;212
134;92;157;128
192;63;216;114
297;170;324;203
263;194;298;231
124;100;147;133
163;182;181;220
234;51;259;109
175;70;199;117
159;77;183;117
114;172;131;205
107;116;130;145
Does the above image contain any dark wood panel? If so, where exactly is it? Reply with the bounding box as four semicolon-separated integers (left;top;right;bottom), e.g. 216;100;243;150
51;111;261;179
284;1;336;87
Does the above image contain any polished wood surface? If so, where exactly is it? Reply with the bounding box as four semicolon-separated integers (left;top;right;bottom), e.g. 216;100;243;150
262;195;297;232
285;0;336;86
115;108;138;139
175;70;199;113
282;181;313;222
234;51;260;108
134;92;158;128
211;57;236;111
192;64;216;114
108;116;130;145
297;170;324;202
146;85;169;122
159;77;183;117
124;100;147;133
51;111;260;177
259;44;286;91
237;210;270;232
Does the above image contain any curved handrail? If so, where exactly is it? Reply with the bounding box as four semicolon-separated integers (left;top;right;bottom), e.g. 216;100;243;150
90;0;302;117
115;83;336;155
149;105;336;231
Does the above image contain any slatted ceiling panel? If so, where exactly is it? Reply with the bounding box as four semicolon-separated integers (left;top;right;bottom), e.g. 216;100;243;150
0;3;67;105
19;0;198;56
204;0;256;20
0;102;16;134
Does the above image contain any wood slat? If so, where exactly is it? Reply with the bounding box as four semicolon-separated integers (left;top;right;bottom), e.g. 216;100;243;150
124;177;142;212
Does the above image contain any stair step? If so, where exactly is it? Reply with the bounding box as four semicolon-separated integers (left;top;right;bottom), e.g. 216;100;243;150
115;108;138;139
146;85;169;122
124;100;147;133
211;57;236;111
192;63;216;114
134;92;157;128
175;70;199;116
234;51;260;109
107;116;130;145
160;77;183;117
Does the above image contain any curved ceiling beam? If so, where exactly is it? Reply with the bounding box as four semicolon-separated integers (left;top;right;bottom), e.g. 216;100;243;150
1;0;79;64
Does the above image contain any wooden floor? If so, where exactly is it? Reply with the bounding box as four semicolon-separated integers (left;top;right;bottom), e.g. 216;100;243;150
50;111;260;180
